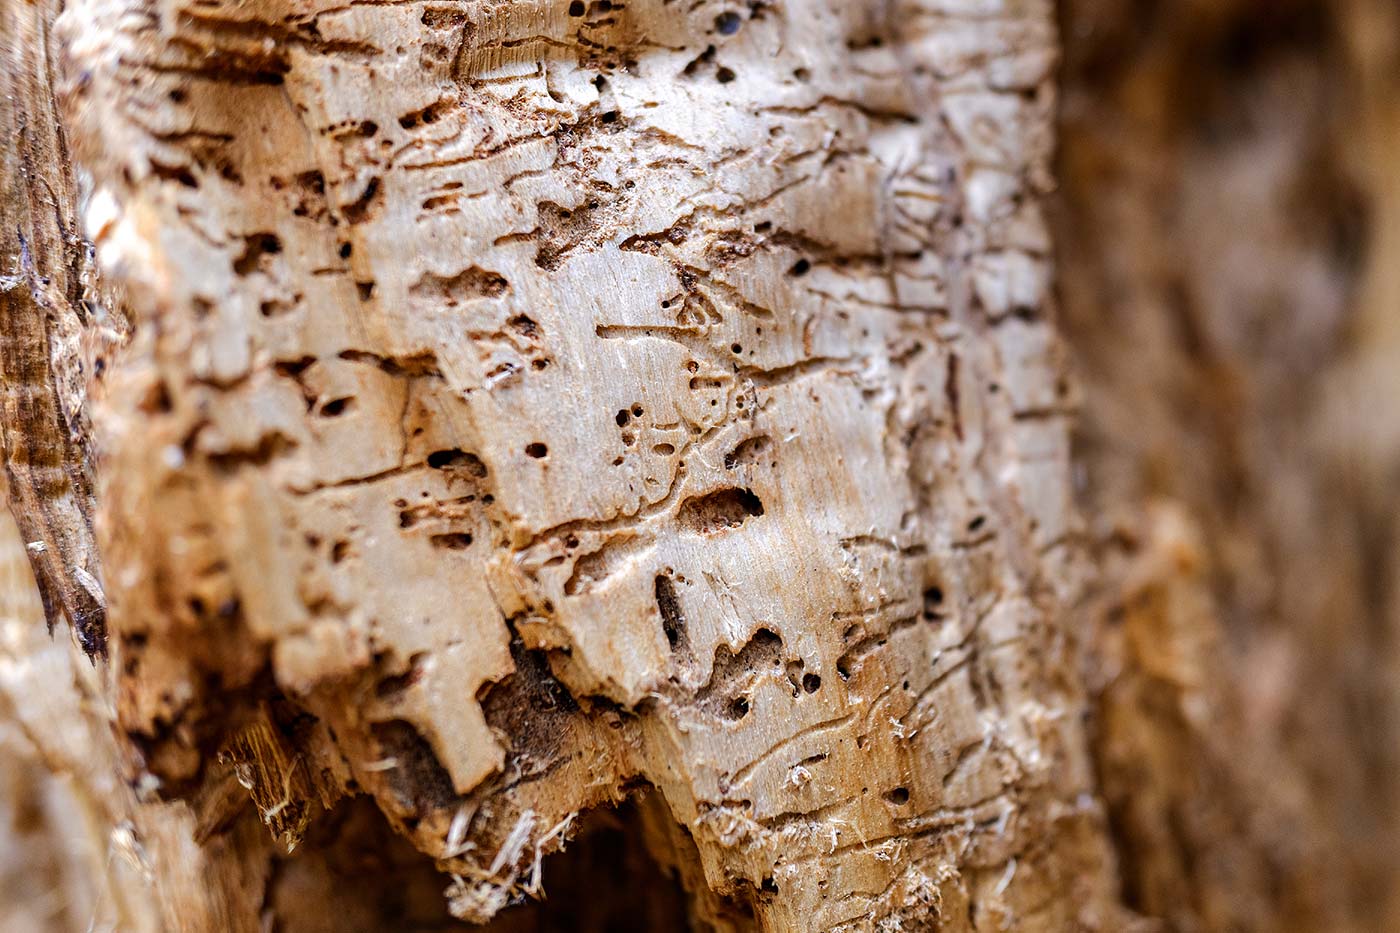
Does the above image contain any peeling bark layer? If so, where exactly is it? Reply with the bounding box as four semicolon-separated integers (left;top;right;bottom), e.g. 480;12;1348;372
0;0;121;658
52;0;1127;928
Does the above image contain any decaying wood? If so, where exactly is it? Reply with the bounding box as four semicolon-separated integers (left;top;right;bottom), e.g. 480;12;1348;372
4;0;1400;930
49;0;1133;928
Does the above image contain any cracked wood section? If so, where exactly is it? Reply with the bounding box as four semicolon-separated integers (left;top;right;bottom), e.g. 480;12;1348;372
61;0;1126;928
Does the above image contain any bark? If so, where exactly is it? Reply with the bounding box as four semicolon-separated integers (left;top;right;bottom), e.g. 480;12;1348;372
2;0;1398;931
0;0;119;658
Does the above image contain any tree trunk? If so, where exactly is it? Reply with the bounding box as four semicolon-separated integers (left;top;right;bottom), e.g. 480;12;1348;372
1;0;1397;931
